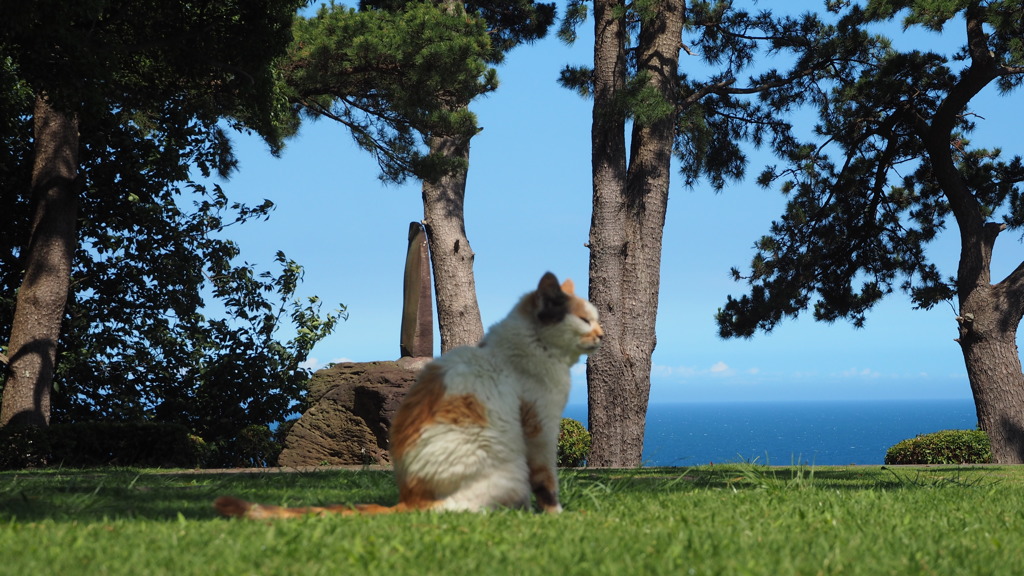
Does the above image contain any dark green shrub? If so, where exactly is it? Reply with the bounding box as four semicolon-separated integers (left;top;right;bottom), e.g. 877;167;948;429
557;418;591;467
0;420;288;470
885;429;992;465
0;424;52;469
47;422;208;468
210;424;279;468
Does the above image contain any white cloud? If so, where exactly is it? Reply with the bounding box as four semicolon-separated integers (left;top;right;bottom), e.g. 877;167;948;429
710;361;730;373
839;367;881;379
648;362;748;379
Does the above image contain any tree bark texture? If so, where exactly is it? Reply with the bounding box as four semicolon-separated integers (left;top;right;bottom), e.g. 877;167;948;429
587;0;683;467
421;134;484;353
955;234;1024;464
1;95;79;429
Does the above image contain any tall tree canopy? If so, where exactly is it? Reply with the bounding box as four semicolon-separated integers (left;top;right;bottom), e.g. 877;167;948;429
717;0;1024;462
1;0;341;465
283;0;554;352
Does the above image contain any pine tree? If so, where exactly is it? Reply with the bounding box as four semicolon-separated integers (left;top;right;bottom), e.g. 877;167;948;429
283;0;554;352
560;0;846;466
717;1;1024;463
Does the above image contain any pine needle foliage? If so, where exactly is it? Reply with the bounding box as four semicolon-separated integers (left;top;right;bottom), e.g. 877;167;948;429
283;1;554;183
716;0;1024;337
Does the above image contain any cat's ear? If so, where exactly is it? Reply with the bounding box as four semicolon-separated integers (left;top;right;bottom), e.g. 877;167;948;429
536;272;569;324
537;272;560;293
561;278;575;295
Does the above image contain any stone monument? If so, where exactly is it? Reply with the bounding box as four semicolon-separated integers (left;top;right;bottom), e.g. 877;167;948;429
276;222;434;467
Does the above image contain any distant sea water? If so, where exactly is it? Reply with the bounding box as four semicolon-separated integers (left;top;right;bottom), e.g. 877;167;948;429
562;399;979;467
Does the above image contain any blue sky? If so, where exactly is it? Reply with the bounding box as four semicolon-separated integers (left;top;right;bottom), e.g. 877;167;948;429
207;1;1023;405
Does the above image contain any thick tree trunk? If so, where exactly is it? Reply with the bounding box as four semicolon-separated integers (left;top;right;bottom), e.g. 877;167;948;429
1;95;79;429
925;5;1024;463
960;329;1024;463
421;134;484;353
587;0;683;467
956;260;1024;464
587;0;630;467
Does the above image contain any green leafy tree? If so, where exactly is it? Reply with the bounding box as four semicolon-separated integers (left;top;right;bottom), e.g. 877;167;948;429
559;0;847;466
283;0;554;352
0;0;339;458
717;1;1024;462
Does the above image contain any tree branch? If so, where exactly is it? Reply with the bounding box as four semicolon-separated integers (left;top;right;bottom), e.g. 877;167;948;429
296;96;417;177
928;5;998;144
998;256;1024;318
914;6;1002;286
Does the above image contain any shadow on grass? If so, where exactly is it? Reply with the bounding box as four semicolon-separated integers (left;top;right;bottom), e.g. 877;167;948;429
1;465;1011;523
0;468;398;523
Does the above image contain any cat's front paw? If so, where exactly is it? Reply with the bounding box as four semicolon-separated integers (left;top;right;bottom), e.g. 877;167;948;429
542;502;563;514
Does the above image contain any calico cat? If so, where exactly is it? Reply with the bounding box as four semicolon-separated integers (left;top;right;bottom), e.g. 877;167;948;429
214;272;602;518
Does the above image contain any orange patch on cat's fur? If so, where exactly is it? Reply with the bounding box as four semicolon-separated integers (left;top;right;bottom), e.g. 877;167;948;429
389;366;444;461
520;400;543;439
569;295;591;319
390;364;488;461
396;475;439;511
436;394;487;427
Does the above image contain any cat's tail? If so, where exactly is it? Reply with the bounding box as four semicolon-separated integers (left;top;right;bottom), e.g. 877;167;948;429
213;496;400;519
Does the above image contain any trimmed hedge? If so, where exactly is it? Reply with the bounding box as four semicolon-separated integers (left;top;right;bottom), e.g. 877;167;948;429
0;422;279;470
0;422;207;469
557;418;591;467
885;429;991;465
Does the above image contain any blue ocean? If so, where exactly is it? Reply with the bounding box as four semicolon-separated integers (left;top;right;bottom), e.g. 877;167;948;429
562;399;979;466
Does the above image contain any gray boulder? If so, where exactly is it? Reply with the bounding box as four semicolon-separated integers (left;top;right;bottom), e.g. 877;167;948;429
277;357;430;467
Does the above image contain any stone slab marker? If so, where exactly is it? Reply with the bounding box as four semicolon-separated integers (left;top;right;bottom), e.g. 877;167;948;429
400;221;433;358
278;223;434;467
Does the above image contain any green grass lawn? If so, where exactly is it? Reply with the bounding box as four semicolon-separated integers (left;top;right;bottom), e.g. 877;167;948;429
1;464;1022;575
